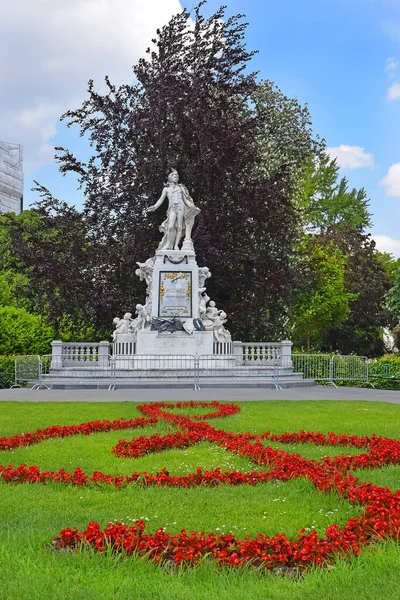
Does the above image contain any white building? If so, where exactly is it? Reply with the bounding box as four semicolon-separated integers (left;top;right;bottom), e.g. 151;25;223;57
0;140;23;215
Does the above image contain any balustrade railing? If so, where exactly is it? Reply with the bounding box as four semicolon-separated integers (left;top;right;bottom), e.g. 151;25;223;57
50;339;292;368
62;343;100;363
51;341;111;368
232;341;292;364
213;341;233;355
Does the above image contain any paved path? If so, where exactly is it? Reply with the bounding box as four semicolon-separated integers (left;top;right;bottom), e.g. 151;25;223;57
0;386;399;403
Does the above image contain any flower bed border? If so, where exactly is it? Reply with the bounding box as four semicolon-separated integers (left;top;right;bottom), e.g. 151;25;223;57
1;401;399;571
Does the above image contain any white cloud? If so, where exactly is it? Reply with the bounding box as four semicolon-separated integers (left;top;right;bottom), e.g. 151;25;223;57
388;81;400;100
383;19;400;43
0;0;182;173
385;57;399;72
373;235;400;258
380;162;400;196
327;145;375;170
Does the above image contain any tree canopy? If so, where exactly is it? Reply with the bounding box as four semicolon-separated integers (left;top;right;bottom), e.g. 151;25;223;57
5;2;324;342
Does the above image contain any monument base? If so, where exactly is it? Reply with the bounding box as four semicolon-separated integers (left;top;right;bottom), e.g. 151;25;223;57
136;329;213;356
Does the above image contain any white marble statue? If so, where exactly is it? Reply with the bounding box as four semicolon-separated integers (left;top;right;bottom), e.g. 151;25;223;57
112;312;134;340
204;300;219;322
135;303;151;330
212;311;231;342
199;292;210;320
135;257;155;289
200;299;231;341
198;266;211;289
148;169;200;251
135;256;155;311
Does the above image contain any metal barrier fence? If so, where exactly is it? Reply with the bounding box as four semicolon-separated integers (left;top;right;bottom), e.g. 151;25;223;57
276;354;372;388
12;355;47;390
289;354;333;385
111;354;197;389
331;355;370;386
41;354;115;389
11;352;395;391
196;354;280;389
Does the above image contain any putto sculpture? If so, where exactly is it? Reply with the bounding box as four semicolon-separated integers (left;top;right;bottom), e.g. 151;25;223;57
148;169;200;251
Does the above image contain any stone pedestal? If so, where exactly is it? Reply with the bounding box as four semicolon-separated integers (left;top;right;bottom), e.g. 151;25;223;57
113;333;136;365
137;329;213;356
151;249;199;320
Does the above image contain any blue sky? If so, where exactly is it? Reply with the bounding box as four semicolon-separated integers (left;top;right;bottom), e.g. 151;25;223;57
2;0;400;255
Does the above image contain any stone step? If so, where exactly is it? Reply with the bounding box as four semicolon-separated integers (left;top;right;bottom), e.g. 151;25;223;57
44;377;315;390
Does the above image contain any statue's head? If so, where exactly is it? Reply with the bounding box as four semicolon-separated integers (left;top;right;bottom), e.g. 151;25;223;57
209;301;216;307
168;169;179;183
123;312;132;319
136;304;143;311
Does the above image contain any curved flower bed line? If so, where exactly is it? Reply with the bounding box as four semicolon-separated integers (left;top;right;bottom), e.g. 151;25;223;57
52;513;393;570
1;401;399;571
0;416;158;452
0;401;238;453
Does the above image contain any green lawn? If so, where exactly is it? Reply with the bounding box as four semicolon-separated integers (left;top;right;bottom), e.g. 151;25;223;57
0;400;399;600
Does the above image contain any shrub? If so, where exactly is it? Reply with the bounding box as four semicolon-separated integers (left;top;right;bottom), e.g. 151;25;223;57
0;306;54;355
0;355;16;388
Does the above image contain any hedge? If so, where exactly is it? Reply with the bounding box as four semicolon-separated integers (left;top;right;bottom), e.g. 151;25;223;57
0;356;17;389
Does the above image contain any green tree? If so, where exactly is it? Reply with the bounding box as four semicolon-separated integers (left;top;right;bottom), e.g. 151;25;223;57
0;275;13;307
9;3;323;341
0;211;38;313
3;194;112;339
290;239;355;351
375;251;400;283
302;153;372;233
321;229;394;356
386;267;400;322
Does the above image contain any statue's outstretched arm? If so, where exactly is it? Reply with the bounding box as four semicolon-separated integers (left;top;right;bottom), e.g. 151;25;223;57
148;187;167;212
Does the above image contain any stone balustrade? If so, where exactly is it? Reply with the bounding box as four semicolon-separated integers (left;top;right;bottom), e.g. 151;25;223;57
51;341;111;369
213;341;233;355
50;339;291;367
232;341;292;364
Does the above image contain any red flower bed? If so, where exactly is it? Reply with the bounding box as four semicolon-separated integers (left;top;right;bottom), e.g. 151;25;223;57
1;401;399;572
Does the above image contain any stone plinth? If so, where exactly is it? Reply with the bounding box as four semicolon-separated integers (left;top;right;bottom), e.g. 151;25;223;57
151;249;199;320
113;333;136;365
136;329;213;356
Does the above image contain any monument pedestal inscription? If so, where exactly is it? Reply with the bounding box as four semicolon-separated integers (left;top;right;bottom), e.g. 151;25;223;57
151;249;199;320
136;329;213;356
